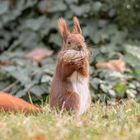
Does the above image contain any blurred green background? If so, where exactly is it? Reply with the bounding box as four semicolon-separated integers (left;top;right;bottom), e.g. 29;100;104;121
0;0;140;104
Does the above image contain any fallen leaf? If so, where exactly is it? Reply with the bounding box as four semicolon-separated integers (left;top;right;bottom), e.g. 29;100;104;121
96;59;126;73
137;115;140;123
26;48;53;62
102;114;109;119
0;60;14;65
0;122;6;128
35;134;47;140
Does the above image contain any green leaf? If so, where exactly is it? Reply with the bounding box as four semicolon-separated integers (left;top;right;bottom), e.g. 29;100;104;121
133;69;140;80
114;82;127;98
0;1;9;15
93;2;102;12
3;66;32;86
18;31;40;48
124;44;140;68
24;16;47;31
38;1;66;13
49;33;62;47
125;44;140;60
70;4;90;16
29;84;49;96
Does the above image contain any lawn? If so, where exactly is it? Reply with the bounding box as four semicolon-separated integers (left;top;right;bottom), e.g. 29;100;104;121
0;100;140;140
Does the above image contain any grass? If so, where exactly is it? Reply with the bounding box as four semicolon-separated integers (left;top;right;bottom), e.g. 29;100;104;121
0;100;140;140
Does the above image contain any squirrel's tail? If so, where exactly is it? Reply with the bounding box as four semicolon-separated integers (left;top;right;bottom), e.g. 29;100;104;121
0;91;42;114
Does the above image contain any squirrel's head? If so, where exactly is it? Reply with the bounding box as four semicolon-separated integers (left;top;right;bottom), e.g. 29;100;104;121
58;17;87;51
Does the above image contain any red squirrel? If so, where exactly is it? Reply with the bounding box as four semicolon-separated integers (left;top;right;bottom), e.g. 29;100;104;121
0;17;91;115
50;17;91;115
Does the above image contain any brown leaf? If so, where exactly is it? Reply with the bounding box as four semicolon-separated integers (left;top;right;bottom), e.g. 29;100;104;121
39;9;48;16
35;134;47;140
137;115;140;123
0;60;14;65
96;59;126;73
26;48;53;62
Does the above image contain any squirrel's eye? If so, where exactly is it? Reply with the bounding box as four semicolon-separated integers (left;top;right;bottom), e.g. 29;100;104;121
68;41;71;45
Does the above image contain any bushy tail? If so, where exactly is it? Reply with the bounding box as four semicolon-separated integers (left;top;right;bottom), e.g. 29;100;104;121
0;92;41;114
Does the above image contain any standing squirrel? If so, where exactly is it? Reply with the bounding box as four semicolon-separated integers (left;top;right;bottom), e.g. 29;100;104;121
0;17;91;115
50;17;91;115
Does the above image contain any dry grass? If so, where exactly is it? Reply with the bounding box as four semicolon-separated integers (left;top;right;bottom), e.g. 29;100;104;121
0;100;140;140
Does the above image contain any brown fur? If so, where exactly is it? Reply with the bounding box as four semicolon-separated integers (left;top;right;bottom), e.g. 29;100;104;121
50;17;91;113
0;92;41;114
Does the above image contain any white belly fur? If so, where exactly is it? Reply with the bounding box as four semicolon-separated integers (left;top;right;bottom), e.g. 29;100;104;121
68;71;90;114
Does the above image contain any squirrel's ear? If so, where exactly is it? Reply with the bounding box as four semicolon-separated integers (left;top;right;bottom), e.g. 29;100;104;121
73;16;82;34
58;18;69;42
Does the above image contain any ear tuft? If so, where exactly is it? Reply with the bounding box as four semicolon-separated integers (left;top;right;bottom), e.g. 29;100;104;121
58;18;69;42
73;16;82;34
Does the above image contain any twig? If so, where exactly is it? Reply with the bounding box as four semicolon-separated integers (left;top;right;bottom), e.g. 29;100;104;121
2;81;19;92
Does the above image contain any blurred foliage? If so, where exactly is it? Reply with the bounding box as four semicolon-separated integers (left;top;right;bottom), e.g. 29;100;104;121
0;0;140;104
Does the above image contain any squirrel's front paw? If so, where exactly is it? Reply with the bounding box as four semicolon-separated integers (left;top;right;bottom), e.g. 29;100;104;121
74;59;83;68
